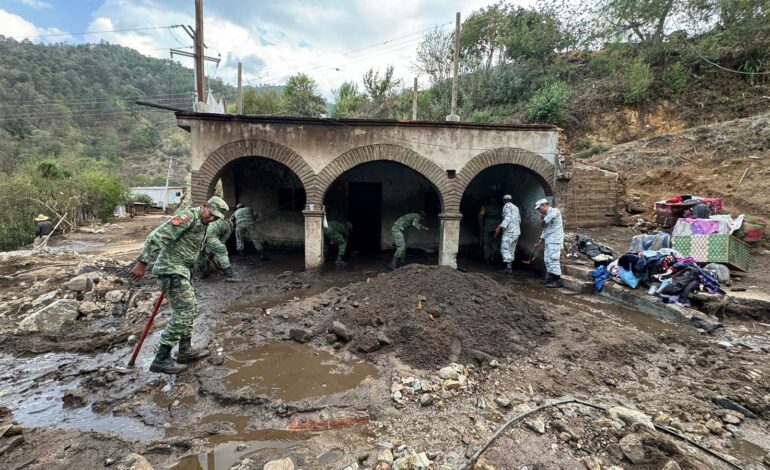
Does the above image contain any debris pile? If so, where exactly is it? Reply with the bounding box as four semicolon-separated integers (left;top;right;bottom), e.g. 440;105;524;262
317;265;552;368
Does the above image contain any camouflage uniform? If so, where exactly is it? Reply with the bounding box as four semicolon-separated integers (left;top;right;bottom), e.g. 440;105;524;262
540;206;564;277
324;221;351;262
233;206;264;253
203;218;232;270
391;213;424;266
138;207;207;348
479;203;502;262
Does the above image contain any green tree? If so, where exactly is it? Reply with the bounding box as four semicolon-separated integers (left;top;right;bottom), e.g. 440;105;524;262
243;89;282;115
526;82;572;125
362;65;401;101
461;2;511;69
81;171;128;220
280;74;326;117
505;8;571;61
415;28;455;83
330;81;367;118
595;0;684;45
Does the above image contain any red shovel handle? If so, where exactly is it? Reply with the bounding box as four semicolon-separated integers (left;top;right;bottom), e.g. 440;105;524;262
127;292;165;367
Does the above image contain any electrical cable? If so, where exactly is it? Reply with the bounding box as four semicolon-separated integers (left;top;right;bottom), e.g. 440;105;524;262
9;25;184;40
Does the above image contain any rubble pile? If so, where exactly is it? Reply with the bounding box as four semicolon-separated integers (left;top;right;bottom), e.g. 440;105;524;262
314;265;552;368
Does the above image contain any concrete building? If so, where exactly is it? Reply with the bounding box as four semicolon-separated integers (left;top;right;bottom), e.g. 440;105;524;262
131;186;186;209
177;113;621;269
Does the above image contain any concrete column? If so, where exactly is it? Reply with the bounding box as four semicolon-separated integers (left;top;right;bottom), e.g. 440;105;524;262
303;207;325;270
438;212;462;268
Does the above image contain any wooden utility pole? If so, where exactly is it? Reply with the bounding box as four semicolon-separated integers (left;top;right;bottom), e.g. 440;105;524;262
412;77;418;120
237;62;243;114
446;12;461;122
162;156;173;213
194;0;205;103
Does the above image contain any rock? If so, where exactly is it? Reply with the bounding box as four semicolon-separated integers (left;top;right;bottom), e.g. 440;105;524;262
619;434;645;464
494;396;511;408
712;395;758;419
438;363;464;380
377;448;394;465
289;328;311;343
357;333;381;353
393;452;430;470
325;333;338;344
685;422;710;436
605;443;625;461
62;389;87;408
77;301;103;316
654;413;671;425
720;413;742;425
662;460;681;470
705;418;724;435
377;332;393;346
127;334;137;345
0;435;24;457
724;424;740;437
608;406;654;430
443;379;463;390
117;453;154;470
489;359;500;368
65;274;93;293
105;458;115;466
31;290;58;307
105;290;124;303
763;452;770;466
525;418;545;434
331;321;352;342
419;394;434;407
263;457;295;470
391;390;404;404
17;299;79;335
581;456;602;470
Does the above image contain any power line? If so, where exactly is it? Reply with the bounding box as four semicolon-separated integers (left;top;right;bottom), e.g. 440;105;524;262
9;25;184;40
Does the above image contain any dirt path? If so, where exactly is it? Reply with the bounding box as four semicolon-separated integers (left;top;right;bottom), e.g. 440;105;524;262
0;218;768;469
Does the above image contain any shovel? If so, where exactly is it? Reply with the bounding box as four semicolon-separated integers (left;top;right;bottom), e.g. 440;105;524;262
127;292;165;368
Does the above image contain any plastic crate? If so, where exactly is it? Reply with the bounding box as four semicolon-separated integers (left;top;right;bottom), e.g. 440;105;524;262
672;234;751;272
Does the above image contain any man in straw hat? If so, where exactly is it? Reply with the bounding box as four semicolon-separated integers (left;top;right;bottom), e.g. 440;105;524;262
33;214;54;248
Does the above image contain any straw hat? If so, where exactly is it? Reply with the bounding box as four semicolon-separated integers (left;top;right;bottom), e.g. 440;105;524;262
34;214;49;222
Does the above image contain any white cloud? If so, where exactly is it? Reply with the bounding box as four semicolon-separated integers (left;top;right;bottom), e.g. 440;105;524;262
81;0;520;97
13;0;53;10
0;9;69;41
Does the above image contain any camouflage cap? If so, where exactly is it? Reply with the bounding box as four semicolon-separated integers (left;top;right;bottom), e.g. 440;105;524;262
207;196;229;219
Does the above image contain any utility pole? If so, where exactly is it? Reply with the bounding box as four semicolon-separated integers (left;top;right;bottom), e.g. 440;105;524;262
412;77;418;120
446;11;461;122
194;0;205;104
162;156;173;213
237;62;243;114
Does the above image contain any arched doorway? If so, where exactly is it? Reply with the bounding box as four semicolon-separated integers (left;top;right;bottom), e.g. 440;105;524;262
322;160;442;265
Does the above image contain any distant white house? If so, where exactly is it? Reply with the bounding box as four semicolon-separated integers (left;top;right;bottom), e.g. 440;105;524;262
131;186;185;208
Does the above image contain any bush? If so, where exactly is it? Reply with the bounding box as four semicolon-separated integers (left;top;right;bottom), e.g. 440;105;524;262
526;82;572;125
624;59;653;104
663;61;690;101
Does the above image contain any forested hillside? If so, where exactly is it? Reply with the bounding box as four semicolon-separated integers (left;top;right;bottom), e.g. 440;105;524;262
0;38;236;185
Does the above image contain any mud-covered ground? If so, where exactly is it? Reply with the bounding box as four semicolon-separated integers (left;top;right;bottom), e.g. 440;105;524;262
0;218;769;470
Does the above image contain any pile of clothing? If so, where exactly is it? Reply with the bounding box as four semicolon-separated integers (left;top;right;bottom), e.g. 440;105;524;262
590;248;726;308
567;234;615;266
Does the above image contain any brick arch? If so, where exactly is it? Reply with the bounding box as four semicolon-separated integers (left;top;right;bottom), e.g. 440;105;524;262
190;139;315;205
308;144;450;208
447;148;555;212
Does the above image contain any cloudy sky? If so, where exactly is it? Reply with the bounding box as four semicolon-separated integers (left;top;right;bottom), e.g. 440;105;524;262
0;0;520;97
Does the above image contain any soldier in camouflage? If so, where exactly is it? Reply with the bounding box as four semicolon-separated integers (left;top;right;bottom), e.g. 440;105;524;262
390;211;429;270
324;220;353;266
478;197;502;264
130;196;229;374
197;218;234;279
232;203;266;260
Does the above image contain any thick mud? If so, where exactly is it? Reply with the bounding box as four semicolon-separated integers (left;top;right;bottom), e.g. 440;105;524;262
1;237;769;469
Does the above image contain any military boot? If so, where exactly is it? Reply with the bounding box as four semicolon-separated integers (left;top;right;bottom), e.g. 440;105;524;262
546;275;563;289
149;344;187;374
335;259;348;267
388;259;398;271
499;262;513;275
176;336;210;363
222;266;234;279
544;273;554;284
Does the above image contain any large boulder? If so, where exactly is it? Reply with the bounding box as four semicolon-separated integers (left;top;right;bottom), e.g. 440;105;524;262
64;273;95;293
16;299;79;334
263;458;295;470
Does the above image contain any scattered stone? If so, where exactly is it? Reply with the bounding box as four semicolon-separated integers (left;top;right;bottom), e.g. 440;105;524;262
525;418;545;434
608;406;654;430
712;395;758;419
127;334;137;345
494;396;511;408
77;301;102;316
685;422;710;436
392;451;430;470
438;363;464;380
489;359;499;368
391;390;404;404
331;321;352;342
378;448;394;465
17;299;80;335
65;274;93;293
605;443;625;461
325;333;337;344
443;379;464;390
724;424;740;437
263;457;295;470
289;328;311;343
236;443;248;451
619;434;645;464
377;332;393;346
357;333;382;353
105;457;115;466
117;453;154;470
31;290;58;307
654;413;671;425
662;460;681;470
419;394;434;407
581;456;602;470
720;413;742;425
763;452;770;466
62;389;87;409
105;290;124;303
705;418;724;435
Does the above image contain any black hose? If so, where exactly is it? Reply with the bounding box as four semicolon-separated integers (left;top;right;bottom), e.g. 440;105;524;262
461;396;744;470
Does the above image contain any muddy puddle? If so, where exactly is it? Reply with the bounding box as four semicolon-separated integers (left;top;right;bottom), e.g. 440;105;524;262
172;428;312;470
223;342;378;401
728;437;770;469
